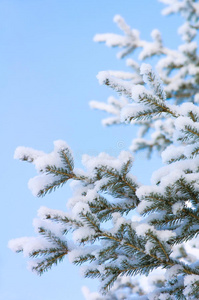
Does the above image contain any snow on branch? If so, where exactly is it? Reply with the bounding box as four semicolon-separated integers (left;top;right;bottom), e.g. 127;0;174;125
10;1;199;299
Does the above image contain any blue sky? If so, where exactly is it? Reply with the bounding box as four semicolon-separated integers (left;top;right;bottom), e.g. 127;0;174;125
1;1;182;299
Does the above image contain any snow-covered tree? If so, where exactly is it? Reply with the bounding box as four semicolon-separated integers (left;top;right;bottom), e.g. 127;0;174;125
9;0;199;299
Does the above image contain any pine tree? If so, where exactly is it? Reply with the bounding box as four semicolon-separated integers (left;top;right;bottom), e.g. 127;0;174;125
9;0;199;299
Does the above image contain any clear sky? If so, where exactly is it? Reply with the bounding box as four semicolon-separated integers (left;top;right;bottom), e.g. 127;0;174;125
1;1;182;299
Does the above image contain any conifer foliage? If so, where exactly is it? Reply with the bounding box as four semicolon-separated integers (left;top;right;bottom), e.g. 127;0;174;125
9;0;199;299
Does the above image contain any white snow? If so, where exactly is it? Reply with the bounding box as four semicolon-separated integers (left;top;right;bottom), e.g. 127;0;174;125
90;100;119;115
151;29;162;43
93;33;129;48
37;206;68;220
194;93;199;104
135;223;152;236
32;217;66;237
96;71;132;96
82;150;133;173
140;63;152;78
14;146;45;162
172;202;184;215
161;145;185;164
28;174;55;197
165;265;183;280
184;275;199;297
121;103;148;123
82;286;100;300
8;237;52;257
16;140;73;197
32;140;71;172
113;14;135;37
73;226;96;243
131;84;149;103
179;42;197;54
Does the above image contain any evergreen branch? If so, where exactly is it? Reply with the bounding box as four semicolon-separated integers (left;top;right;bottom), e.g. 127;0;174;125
136;93;177;117
45;165;74;178
190;146;199;157
44;214;83;229
171;228;199;244
177;177;199;205
38;178;70;197
149;214;183;228
30;247;65;258
97;167;138;193
80;212;101;233
12;4;199;298
121;159;133;175
178;125;199;142
96;229;199;277
59;149;74;172
89;199;136;221
37;227;68;250
144;69;165;101
84;268;101;279
99;180;131;199
100;231;174;268
188;111;199;122
143;192;199;222
73;253;96;265
100;261;161;292
98;243;120;262
167;154;187;164
101;272;120;293
129;109;164;121
32;251;67;275
120;262;163;276
103;77;132;98
146;232;170;261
